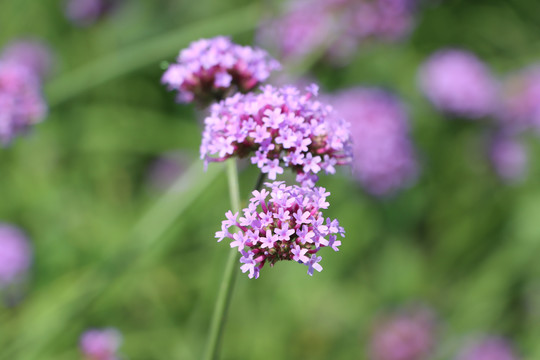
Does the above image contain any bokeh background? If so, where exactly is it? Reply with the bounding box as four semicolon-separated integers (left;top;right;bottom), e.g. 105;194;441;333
1;0;540;359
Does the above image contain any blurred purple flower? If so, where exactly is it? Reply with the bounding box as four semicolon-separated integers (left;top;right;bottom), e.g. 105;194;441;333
258;0;417;63
162;36;281;106
65;0;118;27
200;84;352;186
0;61;47;146
488;134;527;183
456;336;520;360
331;87;418;195
80;328;122;360
0;224;32;288
147;152;193;191
217;181;345;278
370;307;436;360
344;0;415;40
497;66;540;134
418;49;499;119
258;0;338;61
1;39;54;80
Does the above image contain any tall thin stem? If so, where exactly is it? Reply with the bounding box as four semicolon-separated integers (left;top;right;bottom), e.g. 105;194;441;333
254;171;267;192
203;160;242;360
204;163;266;360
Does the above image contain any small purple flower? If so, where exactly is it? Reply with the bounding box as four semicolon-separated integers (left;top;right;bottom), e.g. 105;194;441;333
201;84;352;186
418;49;499;119
79;328;122;360
65;0;119;27
455;336;520;360
370;307;436;360
0;61;47;146
331;87;418;195
258;0;337;61
0;224;32;288
216;182;345;278
147;152;192;191
258;0;417;63
488;134;527;183
497;65;540;134
338;0;416;53
162;36;280;106
306;254;323;276
1;39;54;80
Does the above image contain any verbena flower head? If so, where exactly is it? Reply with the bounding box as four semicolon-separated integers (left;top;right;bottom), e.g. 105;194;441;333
1;39;54;80
370;307;436;360
258;0;338;61
488;134;527;183
0;61;47;146
455;336;520;360
147;152;192;191
162;36;281;106
418;49;498;119
0;224;32;288
65;0;118;27
216;181;345;279
331;87;417;195
201;84;352;186
80;328;122;360
344;0;415;41
258;0;416;63
497;65;540;134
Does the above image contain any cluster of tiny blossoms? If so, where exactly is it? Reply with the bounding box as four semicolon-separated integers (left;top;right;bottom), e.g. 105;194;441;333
258;0;417;63
79;328;123;360
418;49;499;119
370;307;436;360
455;336;520;360
488;133;528;183
0;224;32;289
65;0;119;27
201;84;352;186
216;182;344;279
0;61;47;145
162;36;281;105
331;87;418;195
498;65;540;134
1;39;53;80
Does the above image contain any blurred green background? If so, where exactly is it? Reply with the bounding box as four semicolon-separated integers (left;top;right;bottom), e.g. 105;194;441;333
1;0;540;359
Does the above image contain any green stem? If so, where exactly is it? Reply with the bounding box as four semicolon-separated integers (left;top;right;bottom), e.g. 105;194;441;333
203;160;242;360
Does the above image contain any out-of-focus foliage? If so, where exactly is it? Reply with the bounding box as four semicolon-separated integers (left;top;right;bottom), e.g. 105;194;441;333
1;0;540;359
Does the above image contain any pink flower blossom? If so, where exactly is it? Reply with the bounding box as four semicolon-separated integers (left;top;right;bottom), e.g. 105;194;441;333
217;182;345;278
201;84;352;185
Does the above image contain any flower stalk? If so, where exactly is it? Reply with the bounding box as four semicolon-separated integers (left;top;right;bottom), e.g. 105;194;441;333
203;160;242;360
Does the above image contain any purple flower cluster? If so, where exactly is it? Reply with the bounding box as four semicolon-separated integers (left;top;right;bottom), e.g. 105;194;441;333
331;87;418;195
455;336;520;360
0;224;32;288
418;49;499;119
162;36;281;105
488;134;527;183
201;84;352;186
258;1;338;61
497;66;540;134
370;308;436;360
80;328;122;360
339;0;415;44
0;61;47;145
258;0;416;62
1;39;53;80
65;0;118;27
147;152;192;191
216;181;345;279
